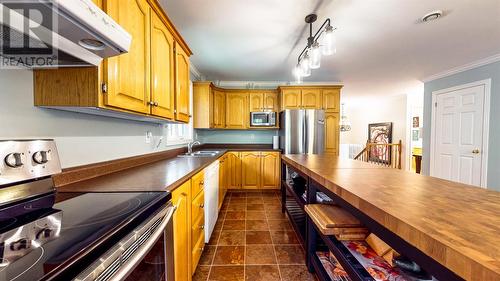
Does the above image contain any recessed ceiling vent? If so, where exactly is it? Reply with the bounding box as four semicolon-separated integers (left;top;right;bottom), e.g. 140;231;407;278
421;10;443;22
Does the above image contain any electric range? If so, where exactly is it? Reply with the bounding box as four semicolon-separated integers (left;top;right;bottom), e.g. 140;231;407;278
0;140;174;281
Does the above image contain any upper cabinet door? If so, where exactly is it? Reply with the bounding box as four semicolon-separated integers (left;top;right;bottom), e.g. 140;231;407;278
151;12;175;119
264;92;279;111
175;44;190;123
322;89;340;112
281;89;301;109
249;93;264;112
301;89;321;109
213;89;226;128
226;92;248;129
325;113;340;155
104;0;151;114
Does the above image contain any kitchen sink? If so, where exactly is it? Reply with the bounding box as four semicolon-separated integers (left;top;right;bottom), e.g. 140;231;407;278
178;150;221;158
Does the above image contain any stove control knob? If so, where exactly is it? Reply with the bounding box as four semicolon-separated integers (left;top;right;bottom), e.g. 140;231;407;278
32;151;49;165
5;153;23;168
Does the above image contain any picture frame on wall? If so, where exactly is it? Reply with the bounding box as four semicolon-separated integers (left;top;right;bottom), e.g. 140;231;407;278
368;122;393;164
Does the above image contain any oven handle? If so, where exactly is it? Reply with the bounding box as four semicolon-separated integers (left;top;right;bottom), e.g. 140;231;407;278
109;204;176;281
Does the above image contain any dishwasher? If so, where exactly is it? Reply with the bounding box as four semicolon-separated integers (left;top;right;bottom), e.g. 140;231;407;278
204;160;220;242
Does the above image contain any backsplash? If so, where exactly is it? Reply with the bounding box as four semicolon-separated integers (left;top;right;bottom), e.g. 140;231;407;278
195;129;278;144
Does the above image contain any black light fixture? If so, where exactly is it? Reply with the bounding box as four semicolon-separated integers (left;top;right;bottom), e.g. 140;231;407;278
293;14;337;83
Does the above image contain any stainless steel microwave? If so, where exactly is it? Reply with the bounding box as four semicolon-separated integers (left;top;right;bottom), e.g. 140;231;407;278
250;112;277;127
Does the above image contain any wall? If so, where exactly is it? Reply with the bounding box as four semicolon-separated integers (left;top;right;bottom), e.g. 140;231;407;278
0;70;180;168
422;60;500;191
196;129;277;144
341;94;408;169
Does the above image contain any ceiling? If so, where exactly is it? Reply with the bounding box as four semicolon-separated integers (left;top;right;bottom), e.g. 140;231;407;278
160;0;500;98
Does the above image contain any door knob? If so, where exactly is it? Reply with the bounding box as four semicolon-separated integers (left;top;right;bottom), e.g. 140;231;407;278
472;149;480;154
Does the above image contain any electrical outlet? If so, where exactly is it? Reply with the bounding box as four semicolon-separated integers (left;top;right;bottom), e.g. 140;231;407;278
146;131;152;144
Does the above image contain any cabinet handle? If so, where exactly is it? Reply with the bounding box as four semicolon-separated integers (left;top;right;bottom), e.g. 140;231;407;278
199;247;205;252
154;102;159;106
200;180;205;185
199;225;205;230
199;203;204;208
148;101;155;106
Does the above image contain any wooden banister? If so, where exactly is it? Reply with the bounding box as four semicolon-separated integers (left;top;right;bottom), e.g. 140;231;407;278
354;140;402;169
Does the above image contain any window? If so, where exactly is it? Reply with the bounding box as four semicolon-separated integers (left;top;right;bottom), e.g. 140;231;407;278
164;81;194;145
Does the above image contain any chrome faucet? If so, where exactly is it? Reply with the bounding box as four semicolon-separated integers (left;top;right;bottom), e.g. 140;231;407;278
187;141;201;154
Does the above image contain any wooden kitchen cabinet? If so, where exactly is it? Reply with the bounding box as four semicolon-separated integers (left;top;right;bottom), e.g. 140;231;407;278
227;152;242;189
249;91;279;112
33;0;192;124
175;45;190;123
249;93;264;112
219;154;228;210
281;88;302;109
241;151;280;189
279;86;342;111
190;170;205;274
225;92;248;129
241;152;261;189
213;89;226;128
172;180;191;281
151;11;175;119
192;82;213;128
264;91;279;111
322;89;340;112
301;89;321;109
325;113;340;154
104;0;151;114
261;152;280;189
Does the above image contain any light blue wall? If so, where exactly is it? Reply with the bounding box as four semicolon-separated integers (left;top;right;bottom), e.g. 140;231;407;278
195;129;278;144
423;60;500;191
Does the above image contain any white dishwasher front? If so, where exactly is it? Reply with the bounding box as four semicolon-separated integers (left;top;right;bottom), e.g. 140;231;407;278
204;160;219;242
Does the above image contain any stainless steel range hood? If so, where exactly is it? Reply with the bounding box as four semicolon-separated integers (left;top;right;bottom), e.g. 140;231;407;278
0;0;131;68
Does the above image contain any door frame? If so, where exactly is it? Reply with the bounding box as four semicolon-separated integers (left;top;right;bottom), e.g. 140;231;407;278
430;79;491;188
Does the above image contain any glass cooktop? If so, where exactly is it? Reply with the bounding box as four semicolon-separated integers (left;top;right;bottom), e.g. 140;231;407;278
0;191;170;281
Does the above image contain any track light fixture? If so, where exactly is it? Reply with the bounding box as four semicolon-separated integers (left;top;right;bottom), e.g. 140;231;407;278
293;14;337;83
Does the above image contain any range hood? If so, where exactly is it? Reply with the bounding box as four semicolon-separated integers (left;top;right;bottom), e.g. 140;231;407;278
0;0;131;68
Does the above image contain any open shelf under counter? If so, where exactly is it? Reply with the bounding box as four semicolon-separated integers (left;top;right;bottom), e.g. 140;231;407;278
284;196;307;245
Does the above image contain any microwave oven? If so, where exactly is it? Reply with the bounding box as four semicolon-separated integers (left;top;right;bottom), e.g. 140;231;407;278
250;112;277;127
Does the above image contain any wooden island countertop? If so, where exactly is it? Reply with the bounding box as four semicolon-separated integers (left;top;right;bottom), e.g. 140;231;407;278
282;154;500;281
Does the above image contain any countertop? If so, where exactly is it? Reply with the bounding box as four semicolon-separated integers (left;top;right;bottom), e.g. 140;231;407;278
282;154;500;281
56;144;280;193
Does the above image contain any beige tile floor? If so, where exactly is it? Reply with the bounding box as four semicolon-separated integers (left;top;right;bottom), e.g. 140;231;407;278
193;190;317;281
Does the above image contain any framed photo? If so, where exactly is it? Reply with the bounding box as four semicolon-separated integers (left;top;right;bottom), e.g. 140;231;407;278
412;129;420;141
412;116;420;128
368;122;393;164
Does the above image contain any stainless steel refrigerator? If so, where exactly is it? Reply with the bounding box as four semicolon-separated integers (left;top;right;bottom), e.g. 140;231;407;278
279;109;325;154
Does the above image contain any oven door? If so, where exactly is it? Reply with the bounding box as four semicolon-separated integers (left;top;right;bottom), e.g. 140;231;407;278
74;204;175;281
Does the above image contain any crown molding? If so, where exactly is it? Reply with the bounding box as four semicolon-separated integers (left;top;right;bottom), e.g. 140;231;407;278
422;53;500;83
189;62;204;81
216;80;343;89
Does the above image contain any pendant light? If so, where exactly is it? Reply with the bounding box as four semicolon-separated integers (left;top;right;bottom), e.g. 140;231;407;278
292;14;337;81
322;25;336;56
309;41;321;69
300;52;311;77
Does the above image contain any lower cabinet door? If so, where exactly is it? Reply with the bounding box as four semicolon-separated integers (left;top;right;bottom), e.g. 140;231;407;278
261;152;280;189
172;181;191;281
241;152;261;189
227;152;241;189
191;229;205;274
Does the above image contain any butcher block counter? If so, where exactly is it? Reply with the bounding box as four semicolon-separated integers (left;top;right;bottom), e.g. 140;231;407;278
281;154;500;281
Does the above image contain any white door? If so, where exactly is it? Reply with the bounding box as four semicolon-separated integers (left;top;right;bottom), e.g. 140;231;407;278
431;80;490;187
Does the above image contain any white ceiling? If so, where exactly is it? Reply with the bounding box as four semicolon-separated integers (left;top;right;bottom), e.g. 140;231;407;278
161;0;500;98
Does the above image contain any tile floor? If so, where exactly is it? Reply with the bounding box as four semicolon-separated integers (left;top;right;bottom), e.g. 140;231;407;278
193;190;317;281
